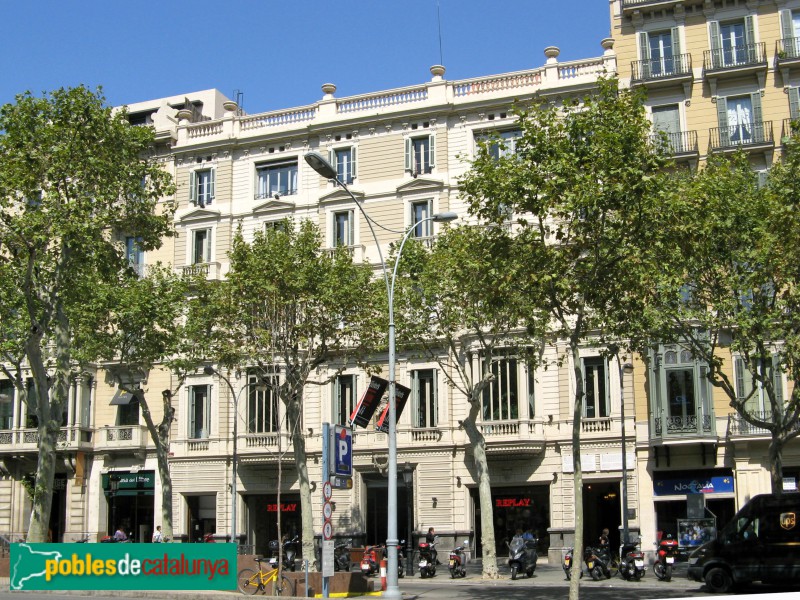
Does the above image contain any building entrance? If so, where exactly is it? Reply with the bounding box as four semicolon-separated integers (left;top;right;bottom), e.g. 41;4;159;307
246;494;302;558
103;471;155;542
582;481;622;550
363;474;411;547
471;485;550;558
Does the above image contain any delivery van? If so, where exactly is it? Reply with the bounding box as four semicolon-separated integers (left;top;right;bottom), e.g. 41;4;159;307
687;493;800;593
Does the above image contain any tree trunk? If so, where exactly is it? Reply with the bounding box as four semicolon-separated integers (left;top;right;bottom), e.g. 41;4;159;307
768;435;784;496
569;343;585;600
287;394;315;569
461;402;499;579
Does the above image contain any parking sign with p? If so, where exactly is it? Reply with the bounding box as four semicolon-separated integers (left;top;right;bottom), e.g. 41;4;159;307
331;425;352;478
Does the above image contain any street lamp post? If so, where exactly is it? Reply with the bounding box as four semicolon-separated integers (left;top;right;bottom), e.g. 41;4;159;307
204;366;263;548
305;151;456;599
617;357;634;546
402;462;414;577
109;474;120;536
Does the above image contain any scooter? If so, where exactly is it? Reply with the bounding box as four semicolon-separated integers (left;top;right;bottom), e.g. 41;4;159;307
653;535;679;582
334;541;351;572
269;535;300;572
563;548;575;580
360;544;383;576
507;535;537;580
448;543;467;578
583;544;613;580
619;538;646;581
418;537;438;578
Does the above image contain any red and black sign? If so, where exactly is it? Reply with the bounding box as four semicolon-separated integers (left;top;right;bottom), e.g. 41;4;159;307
495;497;532;508
266;503;298;512
375;383;411;434
350;376;388;428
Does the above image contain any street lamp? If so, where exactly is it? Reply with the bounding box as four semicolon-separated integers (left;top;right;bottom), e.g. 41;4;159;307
617;357;634;546
204;366;266;548
304;151;456;598
109;474;120;536
402;462;414;577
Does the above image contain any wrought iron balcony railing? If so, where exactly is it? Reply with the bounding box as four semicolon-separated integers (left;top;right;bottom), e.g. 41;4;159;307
631;53;692;82
653;413;715;437
783;118;800;142
650;130;699;156
703;42;766;72
777;37;800;61
709;121;773;150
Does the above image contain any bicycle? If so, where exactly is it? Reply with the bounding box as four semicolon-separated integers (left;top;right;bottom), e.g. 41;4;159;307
238;557;296;596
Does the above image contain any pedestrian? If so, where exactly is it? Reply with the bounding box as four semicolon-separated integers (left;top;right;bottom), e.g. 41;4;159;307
114;526;128;542
599;528;609;547
152;525;163;543
426;527;439;564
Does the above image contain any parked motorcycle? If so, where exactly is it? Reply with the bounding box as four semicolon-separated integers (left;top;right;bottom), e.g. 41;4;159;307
653;534;679;582
418;536;438;578
360;544;383;576
448;543;468;578
563;547;575;580
583;544;614;580
75;535;90;543
269;535;300;571
507;535;537;580
100;533;131;543
619;538;646;581
334;541;351;572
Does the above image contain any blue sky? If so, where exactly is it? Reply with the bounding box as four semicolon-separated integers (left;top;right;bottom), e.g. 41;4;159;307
1;1;610;114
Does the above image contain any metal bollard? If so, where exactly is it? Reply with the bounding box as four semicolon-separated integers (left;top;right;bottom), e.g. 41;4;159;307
380;558;387;591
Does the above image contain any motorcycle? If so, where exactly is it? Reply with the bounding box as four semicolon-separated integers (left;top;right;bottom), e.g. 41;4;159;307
448;543;468;578
334;541;351;572
563;547;575;580
269;535;300;572
396;540;406;579
75;535;90;543
653;534;679;582
507;535;537;580
418;536;438;578
583;544;614;581
100;531;132;543
619;538;646;581
360;544;383;576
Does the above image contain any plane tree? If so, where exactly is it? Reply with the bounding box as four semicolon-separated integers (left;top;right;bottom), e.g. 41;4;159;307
459;77;671;598
0;86;174;541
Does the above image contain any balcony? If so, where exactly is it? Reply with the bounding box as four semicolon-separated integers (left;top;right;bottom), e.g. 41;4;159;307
631;53;693;89
95;424;149;452
709;121;773;153
651;411;716;443
703;44;767;94
181;262;221;280
0;426;93;453
776;37;800;68
650;130;699;159
726;411;771;439
323;244;365;262
621;0;703;14
238;431;294;462
782;118;800;144
477;419;545;455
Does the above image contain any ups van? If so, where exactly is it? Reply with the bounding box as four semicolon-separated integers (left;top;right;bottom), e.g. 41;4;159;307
687;493;800;593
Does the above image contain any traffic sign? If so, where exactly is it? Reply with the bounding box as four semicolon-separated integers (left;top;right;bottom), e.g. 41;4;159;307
323;501;333;520
323;481;332;501
332;475;352;490
323;520;333;540
331;425;353;477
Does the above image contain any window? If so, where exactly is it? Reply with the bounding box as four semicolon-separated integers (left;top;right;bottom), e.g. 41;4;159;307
404;135;435;175
192;228;212;264
329;147;357;185
789;88;800;122
411;200;432;239
412;369;437;428
334;375;355;426
709;17;756;68
189;385;210;439
779;9;800;58
651;346;713;435
248;372;279;433
735;355;783;417
716;93;764;146
0;380;13;429
652;104;683;152
478;129;522;160
333;210;354;247
583;357;609;419
256;160;298;199
482;357;519;421
264;220;287;234
189;168;215;207
125;236;144;277
117;395;139;427
639;29;682;77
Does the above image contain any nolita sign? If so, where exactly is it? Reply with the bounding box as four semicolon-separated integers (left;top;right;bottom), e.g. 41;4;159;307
9;543;237;591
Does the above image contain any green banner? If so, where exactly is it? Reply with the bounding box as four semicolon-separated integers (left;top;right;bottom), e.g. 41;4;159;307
10;543;237;591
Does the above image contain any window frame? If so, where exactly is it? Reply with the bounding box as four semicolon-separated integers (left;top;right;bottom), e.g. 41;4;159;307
247;371;280;434
481;355;520;422
191;227;213;265
329;146;357;185
411;368;438;428
332;209;354;248
189;167;215;207
404;134;436;175
125;236;145;277
333;374;356;426
189;384;211;439
582;356;610;419
255;159;299;199
410;199;433;239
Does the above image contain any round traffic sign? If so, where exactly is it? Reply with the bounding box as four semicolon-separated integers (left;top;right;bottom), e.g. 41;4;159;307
323;520;333;540
323;501;333;520
323;481;332;500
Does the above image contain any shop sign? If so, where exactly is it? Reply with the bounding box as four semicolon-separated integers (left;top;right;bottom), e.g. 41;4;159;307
654;474;733;496
266;503;297;512
495;497;532;508
350;376;387;428
375;383;411;434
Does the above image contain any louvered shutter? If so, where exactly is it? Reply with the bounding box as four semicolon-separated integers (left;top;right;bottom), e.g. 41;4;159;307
638;31;651;78
671;27;682;72
189;171;197;204
735;357;745;399
404;138;412;171
751;92;764;142
209;168;216;203
745;15;757;62
351;146;357;179
428;134;436;169
348;210;354;246
709;21;721;68
773;356;784;405
788;87;800;121
716;97;730;146
329;148;336;173
779;10;794;43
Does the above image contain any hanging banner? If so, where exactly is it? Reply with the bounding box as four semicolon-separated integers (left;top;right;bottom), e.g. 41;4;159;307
350;376;388;428
375;383;411;434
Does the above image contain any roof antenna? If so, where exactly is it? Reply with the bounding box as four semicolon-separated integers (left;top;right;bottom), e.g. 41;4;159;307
437;0;444;66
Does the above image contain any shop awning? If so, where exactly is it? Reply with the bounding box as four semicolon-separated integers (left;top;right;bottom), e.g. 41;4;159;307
110;389;135;406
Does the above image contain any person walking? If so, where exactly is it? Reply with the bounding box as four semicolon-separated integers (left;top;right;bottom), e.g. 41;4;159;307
152;526;163;543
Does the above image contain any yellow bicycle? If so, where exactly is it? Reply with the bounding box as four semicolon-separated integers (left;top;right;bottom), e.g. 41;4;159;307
237;557;296;596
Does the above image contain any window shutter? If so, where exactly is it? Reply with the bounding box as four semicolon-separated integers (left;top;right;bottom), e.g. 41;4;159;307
773;356;784;405
189;171;196;204
744;15;755;46
779;9;794;42
404;138;412;171
329;148;336;172
751;92;763;141
348;210;354;246
709;21;721;67
638;31;651;60
716;96;729;145
428;134;436;168
189;389;197;437
789;87;800;121
432;369;438;426
671;27;682;71
735;357;745;399
209;168;215;202
350;146;357;179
